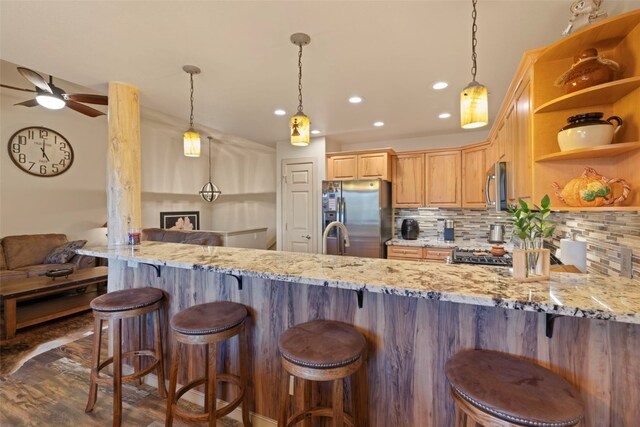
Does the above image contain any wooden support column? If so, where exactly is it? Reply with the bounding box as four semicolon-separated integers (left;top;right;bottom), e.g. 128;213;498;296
107;82;142;246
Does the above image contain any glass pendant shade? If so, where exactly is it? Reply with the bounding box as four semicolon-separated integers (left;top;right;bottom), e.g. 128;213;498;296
290;112;310;146
460;81;488;129
183;129;201;157
36;93;65;110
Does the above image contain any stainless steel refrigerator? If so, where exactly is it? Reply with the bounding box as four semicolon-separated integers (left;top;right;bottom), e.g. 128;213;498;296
321;179;392;258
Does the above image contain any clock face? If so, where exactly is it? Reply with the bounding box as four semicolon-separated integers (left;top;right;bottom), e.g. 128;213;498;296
7;127;74;177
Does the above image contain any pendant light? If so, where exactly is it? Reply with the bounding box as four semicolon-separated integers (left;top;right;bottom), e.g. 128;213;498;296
199;137;222;202
290;33;311;146
460;0;488;129
183;65;201;157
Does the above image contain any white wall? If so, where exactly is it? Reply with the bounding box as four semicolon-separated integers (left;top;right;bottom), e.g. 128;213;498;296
276;137;326;253
1;66;277;247
332;130;488;152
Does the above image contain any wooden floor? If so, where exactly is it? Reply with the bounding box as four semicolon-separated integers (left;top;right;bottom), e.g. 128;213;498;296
0;326;242;427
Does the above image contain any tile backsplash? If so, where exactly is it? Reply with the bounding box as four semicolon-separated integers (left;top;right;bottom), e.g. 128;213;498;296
394;208;639;282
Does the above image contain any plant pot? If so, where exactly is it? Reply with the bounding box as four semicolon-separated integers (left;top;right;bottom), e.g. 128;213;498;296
512;249;550;282
557;112;622;151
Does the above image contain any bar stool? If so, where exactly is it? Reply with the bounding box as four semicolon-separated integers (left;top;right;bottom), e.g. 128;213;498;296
445;350;585;427
85;287;167;427
278;319;367;427
165;301;251;427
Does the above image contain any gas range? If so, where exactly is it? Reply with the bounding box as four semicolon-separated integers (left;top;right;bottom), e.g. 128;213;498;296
452;248;512;266
452;248;562;267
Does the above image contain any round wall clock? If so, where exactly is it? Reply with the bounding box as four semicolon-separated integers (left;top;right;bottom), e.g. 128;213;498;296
7;126;74;177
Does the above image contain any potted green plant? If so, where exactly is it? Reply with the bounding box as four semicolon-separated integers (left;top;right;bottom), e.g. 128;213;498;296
508;195;556;280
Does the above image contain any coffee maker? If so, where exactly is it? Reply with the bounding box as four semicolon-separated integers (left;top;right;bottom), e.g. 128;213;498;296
401;219;419;240
444;220;455;242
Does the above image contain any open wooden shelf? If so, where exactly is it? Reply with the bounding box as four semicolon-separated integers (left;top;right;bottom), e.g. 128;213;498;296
534;77;640;114
551;206;639;212
535;141;640;162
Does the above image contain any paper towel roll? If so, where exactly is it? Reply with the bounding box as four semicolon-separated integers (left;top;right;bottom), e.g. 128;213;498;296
559;239;587;272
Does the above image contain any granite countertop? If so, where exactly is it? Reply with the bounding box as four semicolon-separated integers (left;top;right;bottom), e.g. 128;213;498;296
78;242;640;325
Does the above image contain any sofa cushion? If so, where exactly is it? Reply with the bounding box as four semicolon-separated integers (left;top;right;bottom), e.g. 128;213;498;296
2;234;68;270
44;240;87;264
0;269;28;281
141;228;166;242
15;263;77;278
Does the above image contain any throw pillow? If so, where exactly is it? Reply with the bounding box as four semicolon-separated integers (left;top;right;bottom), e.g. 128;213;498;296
44;240;88;264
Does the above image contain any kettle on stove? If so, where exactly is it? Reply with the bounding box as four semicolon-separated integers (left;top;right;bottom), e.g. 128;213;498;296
489;223;505;243
401;219;420;240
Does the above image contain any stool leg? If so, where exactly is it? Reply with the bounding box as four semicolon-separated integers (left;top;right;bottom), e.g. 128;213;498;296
113;318;123;427
332;378;344;427
85;317;103;413
278;371;290;427
352;361;368;427
206;342;218;427
165;339;180;427
154;308;167;397
239;324;252;427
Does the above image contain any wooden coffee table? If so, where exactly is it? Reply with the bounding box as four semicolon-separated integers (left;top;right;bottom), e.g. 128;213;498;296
0;266;107;339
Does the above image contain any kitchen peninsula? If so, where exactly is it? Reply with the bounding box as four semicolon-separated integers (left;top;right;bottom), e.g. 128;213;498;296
79;242;640;426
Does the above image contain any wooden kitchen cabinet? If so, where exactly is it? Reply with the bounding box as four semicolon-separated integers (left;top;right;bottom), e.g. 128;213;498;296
387;245;452;263
392;153;424;207
461;143;487;208
326;149;395;180
512;77;533;203
425;150;461;207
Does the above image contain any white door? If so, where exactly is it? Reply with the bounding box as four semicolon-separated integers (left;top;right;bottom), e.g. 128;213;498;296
282;160;316;253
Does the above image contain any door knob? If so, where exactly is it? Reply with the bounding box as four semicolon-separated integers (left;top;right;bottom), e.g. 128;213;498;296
302;235;311;240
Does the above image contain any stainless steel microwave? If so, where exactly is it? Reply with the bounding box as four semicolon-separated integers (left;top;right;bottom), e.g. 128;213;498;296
486;161;508;212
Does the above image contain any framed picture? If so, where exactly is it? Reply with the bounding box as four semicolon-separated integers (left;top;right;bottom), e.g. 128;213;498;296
160;211;200;230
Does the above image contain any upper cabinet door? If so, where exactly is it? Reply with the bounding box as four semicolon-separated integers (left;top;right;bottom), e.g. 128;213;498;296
425;150;461;207
392;153;424;207
358;152;391;180
462;144;487;208
327;154;358;180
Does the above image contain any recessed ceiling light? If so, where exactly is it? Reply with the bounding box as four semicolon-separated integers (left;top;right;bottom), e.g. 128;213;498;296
274;109;286;116
349;96;363;104
311;129;321;135
432;81;448;90
373;121;384;127
439;112;452;119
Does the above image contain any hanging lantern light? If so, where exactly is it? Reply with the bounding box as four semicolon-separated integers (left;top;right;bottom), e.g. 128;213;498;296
460;0;488;129
183;65;201;157
290;33;311;146
199;137;222;202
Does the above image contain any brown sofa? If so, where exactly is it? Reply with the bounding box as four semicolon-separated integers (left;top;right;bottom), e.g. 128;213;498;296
141;228;224;246
0;234;96;281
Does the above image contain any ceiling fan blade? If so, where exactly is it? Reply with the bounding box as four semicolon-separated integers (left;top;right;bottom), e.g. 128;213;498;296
17;67;52;93
64;93;108;105
15;99;39;107
0;83;37;93
65;100;105;117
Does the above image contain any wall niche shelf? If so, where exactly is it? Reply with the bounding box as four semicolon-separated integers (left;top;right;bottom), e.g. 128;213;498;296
536;141;640;162
534;77;640;114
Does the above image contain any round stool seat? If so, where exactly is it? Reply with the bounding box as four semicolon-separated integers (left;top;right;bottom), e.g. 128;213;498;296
279;320;365;369
445;350;584;427
90;287;163;312
171;301;247;335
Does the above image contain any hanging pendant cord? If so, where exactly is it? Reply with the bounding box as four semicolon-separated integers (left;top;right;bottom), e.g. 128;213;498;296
297;44;304;113
471;0;478;82
189;73;195;127
207;137;212;181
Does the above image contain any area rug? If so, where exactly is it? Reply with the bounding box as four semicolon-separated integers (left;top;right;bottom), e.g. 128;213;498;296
0;311;95;376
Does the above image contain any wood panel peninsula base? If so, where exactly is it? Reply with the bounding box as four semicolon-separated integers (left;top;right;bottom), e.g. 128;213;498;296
80;243;640;426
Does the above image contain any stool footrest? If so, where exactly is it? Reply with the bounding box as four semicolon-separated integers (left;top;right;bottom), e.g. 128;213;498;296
287;406;355;427
91;350;162;386
172;373;245;421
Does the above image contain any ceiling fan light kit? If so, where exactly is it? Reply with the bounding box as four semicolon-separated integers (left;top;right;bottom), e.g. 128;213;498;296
460;0;488;129
183;65;201;157
290;33;311;147
1;66;107;117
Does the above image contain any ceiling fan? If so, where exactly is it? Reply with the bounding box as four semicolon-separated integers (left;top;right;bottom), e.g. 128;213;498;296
0;67;108;117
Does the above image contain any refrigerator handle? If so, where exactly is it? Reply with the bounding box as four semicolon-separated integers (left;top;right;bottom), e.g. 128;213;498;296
341;197;346;225
485;173;495;206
